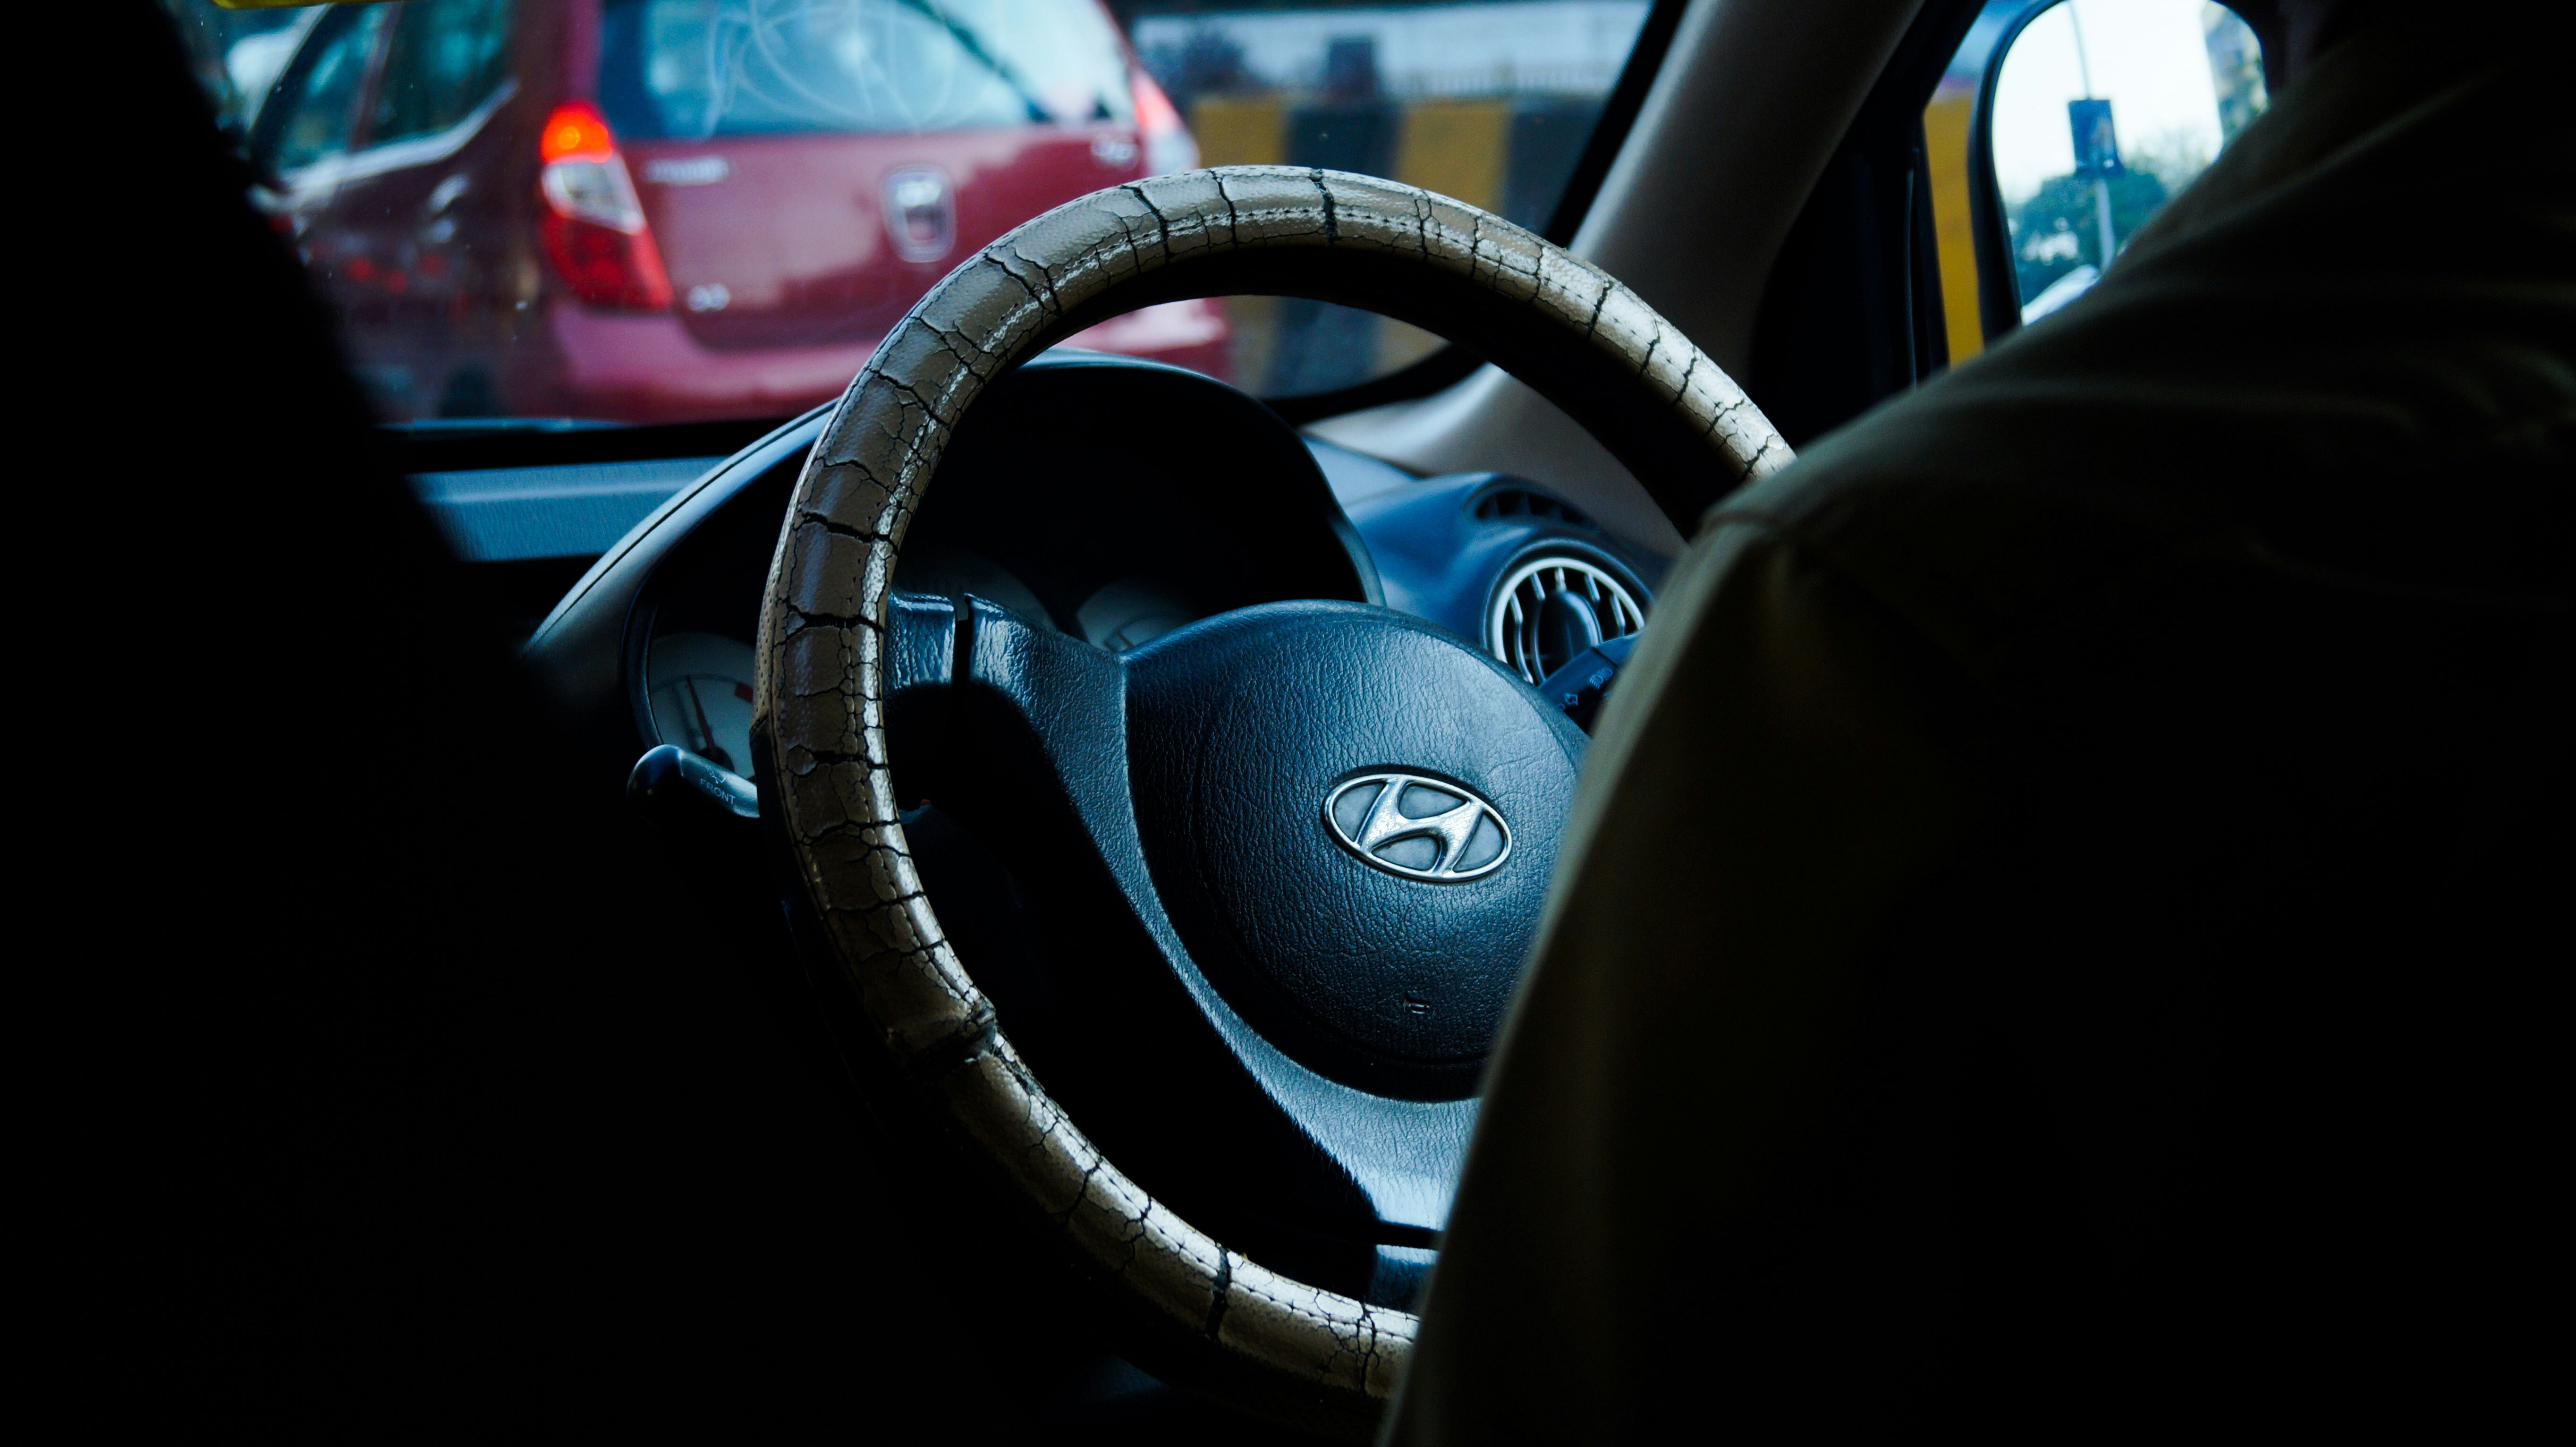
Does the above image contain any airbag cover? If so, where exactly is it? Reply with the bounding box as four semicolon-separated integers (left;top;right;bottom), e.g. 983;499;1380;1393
1127;602;1583;1098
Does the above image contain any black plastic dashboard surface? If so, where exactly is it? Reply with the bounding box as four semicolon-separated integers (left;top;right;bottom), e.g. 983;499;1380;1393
522;352;1676;779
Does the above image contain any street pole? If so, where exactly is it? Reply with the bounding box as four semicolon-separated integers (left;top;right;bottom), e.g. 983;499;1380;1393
2067;3;2118;268
2094;175;2116;268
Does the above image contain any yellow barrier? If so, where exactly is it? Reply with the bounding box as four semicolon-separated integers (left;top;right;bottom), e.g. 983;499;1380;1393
1189;95;1290;168
1183;91;1562;383
1396;100;1511;214
1922;89;1982;365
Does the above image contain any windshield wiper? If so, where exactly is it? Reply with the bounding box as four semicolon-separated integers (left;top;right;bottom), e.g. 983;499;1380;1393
880;0;1055;123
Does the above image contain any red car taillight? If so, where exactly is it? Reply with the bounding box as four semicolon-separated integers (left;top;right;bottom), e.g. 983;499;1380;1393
536;102;672;311
1131;71;1197;177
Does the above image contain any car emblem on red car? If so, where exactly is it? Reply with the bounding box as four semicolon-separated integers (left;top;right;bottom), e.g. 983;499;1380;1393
883;166;956;264
1323;772;1512;882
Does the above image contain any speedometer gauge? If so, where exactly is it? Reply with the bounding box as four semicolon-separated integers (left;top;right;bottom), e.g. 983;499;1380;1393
645;632;757;775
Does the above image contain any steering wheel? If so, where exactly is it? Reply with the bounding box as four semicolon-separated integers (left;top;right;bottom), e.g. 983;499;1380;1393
752;167;1786;1435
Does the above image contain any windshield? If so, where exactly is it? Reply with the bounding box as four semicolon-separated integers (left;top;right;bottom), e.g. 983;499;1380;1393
163;0;1659;426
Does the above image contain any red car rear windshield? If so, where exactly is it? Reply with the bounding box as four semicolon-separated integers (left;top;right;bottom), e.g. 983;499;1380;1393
598;0;1138;141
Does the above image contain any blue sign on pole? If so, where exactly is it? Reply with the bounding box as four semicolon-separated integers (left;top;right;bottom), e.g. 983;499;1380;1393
2068;97;2122;176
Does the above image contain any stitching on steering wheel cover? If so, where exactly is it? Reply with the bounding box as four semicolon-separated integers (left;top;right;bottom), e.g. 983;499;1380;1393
752;166;1784;1433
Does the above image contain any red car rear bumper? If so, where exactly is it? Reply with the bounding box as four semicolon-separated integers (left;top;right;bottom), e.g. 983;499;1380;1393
544;296;1231;423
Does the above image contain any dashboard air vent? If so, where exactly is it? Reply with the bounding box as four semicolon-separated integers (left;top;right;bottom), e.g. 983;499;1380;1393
1487;554;1646;685
1471;487;1592;529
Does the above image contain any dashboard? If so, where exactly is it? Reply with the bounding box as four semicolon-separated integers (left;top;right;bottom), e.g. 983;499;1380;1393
523;352;1675;781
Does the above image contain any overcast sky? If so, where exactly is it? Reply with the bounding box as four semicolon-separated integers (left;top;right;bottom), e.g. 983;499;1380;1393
1991;0;2246;203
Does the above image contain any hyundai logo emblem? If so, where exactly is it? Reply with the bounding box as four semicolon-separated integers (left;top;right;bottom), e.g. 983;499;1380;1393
1322;772;1511;882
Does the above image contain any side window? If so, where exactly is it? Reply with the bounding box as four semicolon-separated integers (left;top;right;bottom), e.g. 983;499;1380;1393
270;6;390;173
1925;0;2267;360
372;0;517;147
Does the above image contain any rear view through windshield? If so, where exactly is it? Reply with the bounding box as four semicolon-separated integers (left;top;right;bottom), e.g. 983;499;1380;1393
599;0;1138;139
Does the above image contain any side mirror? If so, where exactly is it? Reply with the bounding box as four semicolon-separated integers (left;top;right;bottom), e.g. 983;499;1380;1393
1967;0;2268;340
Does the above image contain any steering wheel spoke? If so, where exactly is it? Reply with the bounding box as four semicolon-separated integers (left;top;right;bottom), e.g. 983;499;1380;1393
882;592;1150;910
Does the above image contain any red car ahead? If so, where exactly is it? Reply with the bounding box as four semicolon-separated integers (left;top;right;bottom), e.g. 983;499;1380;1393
249;0;1226;422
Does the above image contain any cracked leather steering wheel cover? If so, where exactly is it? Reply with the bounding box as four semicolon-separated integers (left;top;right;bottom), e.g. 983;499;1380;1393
752;167;1786;1430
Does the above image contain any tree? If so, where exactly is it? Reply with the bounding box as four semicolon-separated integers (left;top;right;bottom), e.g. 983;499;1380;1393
2008;168;2170;305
